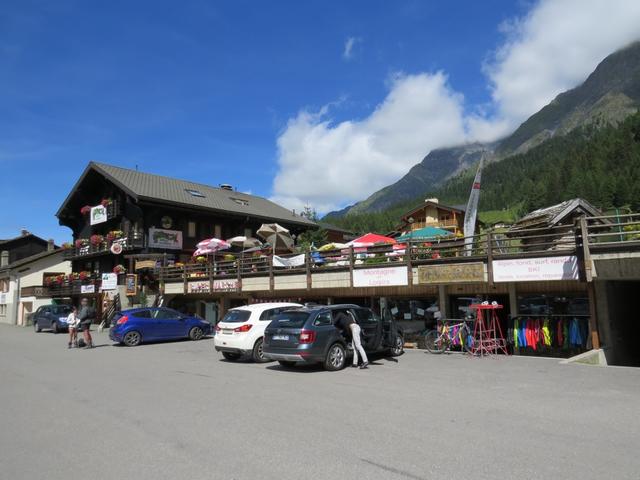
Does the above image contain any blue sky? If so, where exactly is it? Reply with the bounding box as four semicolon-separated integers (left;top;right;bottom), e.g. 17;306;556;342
2;0;640;243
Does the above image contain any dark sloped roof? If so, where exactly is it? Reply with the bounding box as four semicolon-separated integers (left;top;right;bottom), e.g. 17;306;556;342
513;198;602;228
318;222;354;234
57;162;316;228
0;233;49;247
0;249;65;273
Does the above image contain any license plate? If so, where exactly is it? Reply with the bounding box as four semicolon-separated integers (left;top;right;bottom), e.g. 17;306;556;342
272;335;289;341
222;329;233;335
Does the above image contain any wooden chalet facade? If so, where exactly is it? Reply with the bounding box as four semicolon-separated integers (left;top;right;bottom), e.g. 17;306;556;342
55;162;317;299
395;198;477;236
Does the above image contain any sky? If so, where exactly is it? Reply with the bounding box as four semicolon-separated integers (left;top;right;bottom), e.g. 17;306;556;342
2;0;640;243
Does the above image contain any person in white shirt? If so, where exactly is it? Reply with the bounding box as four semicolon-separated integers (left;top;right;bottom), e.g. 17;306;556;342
67;306;79;349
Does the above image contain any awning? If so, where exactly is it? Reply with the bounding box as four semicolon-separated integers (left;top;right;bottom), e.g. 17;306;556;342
396;226;454;242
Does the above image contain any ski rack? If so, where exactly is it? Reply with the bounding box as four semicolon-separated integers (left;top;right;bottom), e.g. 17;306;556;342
469;304;509;356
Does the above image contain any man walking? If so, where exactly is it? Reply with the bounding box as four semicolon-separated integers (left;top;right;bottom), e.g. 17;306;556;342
334;311;368;369
78;297;96;349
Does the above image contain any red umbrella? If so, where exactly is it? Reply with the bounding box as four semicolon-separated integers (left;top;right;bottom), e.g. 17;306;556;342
347;233;397;248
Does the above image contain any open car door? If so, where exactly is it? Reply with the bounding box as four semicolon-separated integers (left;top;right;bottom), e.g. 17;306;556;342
351;308;383;350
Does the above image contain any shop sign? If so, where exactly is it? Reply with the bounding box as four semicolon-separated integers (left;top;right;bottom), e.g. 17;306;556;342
100;273;118;291
135;260;157;270
125;274;137;296
187;279;240;294
90;205;108;225
352;266;408;288
418;262;486;284
148;228;183;250
80;284;95;294
492;255;579;282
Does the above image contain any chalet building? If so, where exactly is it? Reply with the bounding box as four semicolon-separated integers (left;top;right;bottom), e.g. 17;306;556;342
395;198;475;237
0;249;70;326
507;198;603;252
53;162;317;305
0;230;54;264
318;223;356;244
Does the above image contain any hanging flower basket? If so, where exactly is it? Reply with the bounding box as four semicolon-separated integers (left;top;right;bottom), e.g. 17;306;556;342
101;198;113;207
106;230;124;242
55;274;66;285
90;234;104;246
80;205;91;215
113;264;126;274
75;239;89;249
78;271;91;281
195;256;207;264
66;272;78;282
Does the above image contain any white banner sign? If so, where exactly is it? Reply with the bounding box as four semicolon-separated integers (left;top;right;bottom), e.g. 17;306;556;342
273;254;305;268
80;284;95;294
148;228;183;250
187;279;239;293
353;266;408;288
100;273;118;291
492;256;579;282
90;205;108;225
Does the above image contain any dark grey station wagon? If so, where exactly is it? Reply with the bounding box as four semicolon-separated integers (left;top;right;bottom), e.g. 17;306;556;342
263;304;403;371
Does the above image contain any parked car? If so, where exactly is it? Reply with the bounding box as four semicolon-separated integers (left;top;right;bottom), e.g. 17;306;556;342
33;304;73;333
263;304;404;371
109;307;212;347
214;303;302;362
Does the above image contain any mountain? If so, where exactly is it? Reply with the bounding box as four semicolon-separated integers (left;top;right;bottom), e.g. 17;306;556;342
327;41;640;219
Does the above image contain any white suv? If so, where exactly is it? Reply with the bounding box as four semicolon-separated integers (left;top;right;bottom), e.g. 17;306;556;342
214;303;302;362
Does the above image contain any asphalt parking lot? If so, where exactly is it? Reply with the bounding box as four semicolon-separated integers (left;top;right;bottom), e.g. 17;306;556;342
1;324;639;480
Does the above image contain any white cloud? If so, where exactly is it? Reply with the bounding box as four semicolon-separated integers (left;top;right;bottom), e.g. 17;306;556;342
271;72;467;212
342;36;360;61
485;0;640;126
273;0;640;213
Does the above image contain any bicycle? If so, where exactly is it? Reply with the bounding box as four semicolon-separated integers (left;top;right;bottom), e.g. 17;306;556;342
423;320;474;354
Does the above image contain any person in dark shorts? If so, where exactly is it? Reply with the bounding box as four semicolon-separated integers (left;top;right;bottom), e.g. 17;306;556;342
78;297;96;349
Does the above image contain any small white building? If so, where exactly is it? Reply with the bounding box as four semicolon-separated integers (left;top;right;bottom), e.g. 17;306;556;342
0;250;71;326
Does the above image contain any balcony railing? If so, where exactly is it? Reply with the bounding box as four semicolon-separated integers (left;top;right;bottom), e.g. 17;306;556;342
64;230;145;259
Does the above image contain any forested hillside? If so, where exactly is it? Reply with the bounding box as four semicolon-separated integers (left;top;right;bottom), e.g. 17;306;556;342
325;112;640;234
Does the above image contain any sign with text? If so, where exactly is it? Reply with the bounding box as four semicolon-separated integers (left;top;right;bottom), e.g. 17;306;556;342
187;279;240;294
418;262;486;284
148;228;183;250
80;284;95;294
492;256;579;282
352;266;408;288
100;273;118;291
90;205;108;225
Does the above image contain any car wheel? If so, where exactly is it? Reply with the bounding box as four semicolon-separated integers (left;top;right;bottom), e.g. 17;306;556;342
390;334;404;357
51;321;58;334
278;360;296;368
34;322;41;333
189;326;204;341
123;331;142;347
324;343;346;371
251;338;269;363
222;352;241;361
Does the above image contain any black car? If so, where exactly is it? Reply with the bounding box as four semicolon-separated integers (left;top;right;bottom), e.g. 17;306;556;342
263;304;404;371
33;304;73;333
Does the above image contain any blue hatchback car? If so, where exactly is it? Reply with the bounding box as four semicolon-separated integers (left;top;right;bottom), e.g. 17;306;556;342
109;307;212;346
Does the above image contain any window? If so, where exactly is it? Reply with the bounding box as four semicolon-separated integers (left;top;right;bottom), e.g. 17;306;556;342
353;308;378;325
214;225;222;239
259;307;297;321
185;189;206;198
221;309;251;323
0;305;5;316
132;310;152;319
188;221;197;238
0;279;8;293
313;311;332;326
52;306;72;316
244;228;252;238
231;197;249;206
153;308;181;320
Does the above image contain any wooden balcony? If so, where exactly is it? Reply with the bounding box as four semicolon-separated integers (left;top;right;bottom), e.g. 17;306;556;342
64;230;145;260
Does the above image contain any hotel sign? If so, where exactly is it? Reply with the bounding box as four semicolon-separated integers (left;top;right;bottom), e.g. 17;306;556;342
418;263;486;284
492;255;579;282
148;228;183;250
352;266;408;288
187;279;240;294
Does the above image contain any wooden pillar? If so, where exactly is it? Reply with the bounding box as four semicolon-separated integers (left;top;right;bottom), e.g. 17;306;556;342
438;285;448;318
587;282;601;349
508;282;517;317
